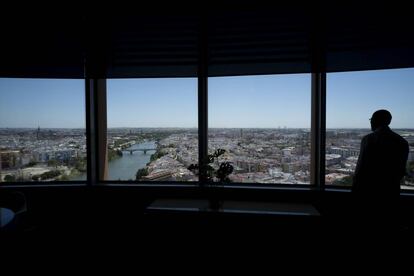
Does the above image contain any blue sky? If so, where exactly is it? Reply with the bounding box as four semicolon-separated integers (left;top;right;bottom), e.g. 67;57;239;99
1;68;413;129
0;79;85;128
107;78;197;128
327;68;414;128
209;74;311;128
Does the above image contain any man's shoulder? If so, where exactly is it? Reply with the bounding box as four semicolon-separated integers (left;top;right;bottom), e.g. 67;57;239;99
362;132;375;143
361;129;405;145
363;132;374;138
389;129;409;146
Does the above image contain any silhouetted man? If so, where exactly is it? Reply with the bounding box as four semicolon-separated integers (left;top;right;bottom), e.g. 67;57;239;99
352;110;409;227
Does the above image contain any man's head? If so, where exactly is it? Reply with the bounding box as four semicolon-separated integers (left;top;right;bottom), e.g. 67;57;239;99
370;109;392;131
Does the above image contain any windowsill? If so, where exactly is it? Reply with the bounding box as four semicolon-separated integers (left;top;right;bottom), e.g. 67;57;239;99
96;182;320;191
0;182;87;189
145;198;321;217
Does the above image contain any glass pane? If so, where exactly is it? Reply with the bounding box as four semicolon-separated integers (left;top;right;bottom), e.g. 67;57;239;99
209;74;311;185
106;78;198;182
0;78;86;183
326;68;414;190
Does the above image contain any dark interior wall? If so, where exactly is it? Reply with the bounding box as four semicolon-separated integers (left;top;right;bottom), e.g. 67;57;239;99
1;5;414;243
2;185;414;239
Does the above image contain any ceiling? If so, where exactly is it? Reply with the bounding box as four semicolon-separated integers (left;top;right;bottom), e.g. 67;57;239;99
1;3;413;78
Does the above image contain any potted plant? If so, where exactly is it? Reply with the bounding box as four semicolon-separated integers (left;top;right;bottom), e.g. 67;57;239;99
188;149;234;210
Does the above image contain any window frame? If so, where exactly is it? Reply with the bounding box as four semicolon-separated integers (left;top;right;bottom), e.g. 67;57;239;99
0;37;412;196
0;78;88;186
2;71;413;195
86;73;321;189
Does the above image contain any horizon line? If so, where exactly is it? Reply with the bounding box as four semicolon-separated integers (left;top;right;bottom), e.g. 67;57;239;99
2;127;414;130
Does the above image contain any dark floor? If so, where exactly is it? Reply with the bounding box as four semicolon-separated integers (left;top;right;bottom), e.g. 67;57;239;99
2;186;414;251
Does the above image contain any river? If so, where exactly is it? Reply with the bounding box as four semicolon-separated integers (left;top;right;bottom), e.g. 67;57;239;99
72;140;156;181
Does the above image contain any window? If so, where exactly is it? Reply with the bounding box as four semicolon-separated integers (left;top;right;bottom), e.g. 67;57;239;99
0;78;86;183
106;78;198;182
208;74;311;184
326;68;414;190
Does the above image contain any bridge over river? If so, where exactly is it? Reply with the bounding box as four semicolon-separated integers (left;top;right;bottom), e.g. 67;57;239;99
122;148;156;155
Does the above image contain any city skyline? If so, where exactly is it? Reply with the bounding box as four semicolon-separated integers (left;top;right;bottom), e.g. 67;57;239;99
1;68;414;128
2;126;414;130
2;126;412;185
